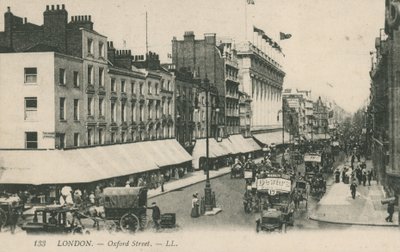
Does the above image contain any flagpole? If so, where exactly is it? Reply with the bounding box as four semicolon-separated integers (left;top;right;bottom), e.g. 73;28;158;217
245;0;247;42
146;11;148;54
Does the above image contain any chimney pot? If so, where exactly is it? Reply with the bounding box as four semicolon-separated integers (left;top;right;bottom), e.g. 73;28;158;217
51;5;55;10
71;16;74;21
24;17;27;24
45;5;49;11
62;4;65;10
7;6;11;12
88;15;91;21
85;15;88;21
57;4;60;10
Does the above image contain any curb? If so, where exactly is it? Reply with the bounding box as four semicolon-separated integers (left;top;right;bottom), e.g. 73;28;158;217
308;216;399;227
148;170;230;199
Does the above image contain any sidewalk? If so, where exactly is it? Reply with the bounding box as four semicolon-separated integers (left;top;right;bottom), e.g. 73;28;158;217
309;159;398;227
147;167;230;199
147;156;265;199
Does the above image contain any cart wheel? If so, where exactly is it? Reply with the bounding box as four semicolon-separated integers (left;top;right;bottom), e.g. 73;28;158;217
105;220;117;233
0;208;7;228
120;213;139;233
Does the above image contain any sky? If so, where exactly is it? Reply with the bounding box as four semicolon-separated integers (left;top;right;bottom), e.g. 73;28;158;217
0;0;385;113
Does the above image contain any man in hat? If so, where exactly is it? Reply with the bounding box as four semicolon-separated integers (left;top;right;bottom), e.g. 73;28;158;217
146;202;161;229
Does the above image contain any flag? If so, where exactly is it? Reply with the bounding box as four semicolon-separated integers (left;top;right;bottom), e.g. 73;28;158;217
253;26;265;35
247;0;255;5
262;34;272;43
280;32;292;40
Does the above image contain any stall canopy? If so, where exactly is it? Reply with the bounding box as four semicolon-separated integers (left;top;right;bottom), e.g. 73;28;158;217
228;134;260;153
191;135;261;170
0;139;192;185
252;130;291;146
192;138;231;170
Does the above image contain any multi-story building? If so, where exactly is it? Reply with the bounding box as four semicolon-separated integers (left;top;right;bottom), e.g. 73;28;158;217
282;88;307;139
236;36;286;147
218;39;240;135
239;91;252;138
173;68;199;150
0;5;192;192
367;0;400;197
132;51;175;141
313;97;329;139
172;32;225;138
0;5;109;148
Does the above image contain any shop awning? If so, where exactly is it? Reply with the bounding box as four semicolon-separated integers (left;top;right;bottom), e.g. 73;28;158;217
0;139;191;185
228;134;261;153
191;138;231;170
252;130;291;146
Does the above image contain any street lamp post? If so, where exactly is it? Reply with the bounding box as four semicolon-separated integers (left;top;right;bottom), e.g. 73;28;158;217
201;76;215;212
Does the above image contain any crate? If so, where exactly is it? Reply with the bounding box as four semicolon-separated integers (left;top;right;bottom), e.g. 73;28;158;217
160;213;176;228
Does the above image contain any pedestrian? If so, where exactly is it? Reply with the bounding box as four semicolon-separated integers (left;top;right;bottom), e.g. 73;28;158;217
350;182;357;199
385;201;395;222
9;201;20;234
362;170;367;186
367;170;372;186
89;191;95;205
191;193;200;218
146;202;161;229
159;174;165;192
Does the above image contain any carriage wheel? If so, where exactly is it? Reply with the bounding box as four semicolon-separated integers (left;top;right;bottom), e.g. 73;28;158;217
0;209;7;228
120;213;139;233
104;220;117;233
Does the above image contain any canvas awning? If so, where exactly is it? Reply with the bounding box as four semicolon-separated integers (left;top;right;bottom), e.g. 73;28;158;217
0;139;191;185
191;138;231;170
252;130;291;146
228;134;260;153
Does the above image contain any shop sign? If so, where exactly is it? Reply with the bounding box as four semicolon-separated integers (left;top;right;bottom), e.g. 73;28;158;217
256;177;291;192
42;132;56;138
304;154;321;162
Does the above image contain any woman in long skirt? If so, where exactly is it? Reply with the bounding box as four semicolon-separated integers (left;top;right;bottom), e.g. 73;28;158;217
191;194;200;218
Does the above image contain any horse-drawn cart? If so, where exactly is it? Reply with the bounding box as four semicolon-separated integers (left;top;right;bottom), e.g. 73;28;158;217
0;195;24;229
102;187;148;232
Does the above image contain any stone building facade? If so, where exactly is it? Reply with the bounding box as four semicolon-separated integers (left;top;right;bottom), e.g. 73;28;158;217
0;5;175;149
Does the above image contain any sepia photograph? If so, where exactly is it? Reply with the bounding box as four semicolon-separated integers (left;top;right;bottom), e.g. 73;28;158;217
0;0;399;251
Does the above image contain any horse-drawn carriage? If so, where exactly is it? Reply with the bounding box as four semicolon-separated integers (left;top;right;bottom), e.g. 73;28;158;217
254;173;295;233
309;175;326;200
293;179;309;210
22;205;87;234
101;187;148;232
304;153;322;181
0;195;24;229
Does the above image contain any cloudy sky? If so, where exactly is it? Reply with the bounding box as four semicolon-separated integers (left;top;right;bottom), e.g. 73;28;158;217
0;0;384;113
